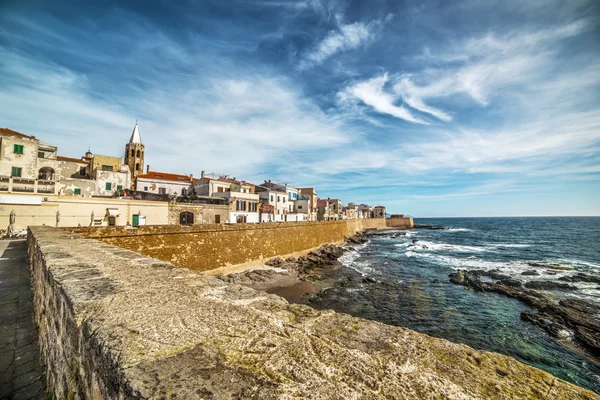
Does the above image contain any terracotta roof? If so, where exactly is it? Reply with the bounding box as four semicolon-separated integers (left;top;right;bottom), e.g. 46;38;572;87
374;205;386;208
136;171;198;183
57;155;86;163
0;128;35;139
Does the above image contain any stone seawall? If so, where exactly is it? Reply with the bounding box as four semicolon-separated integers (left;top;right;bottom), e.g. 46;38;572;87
27;226;596;399
386;216;414;228
68;219;387;272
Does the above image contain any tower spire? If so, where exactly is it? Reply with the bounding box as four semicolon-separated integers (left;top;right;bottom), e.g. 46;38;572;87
129;121;142;144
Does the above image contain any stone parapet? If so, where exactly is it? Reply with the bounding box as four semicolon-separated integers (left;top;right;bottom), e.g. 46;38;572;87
27;226;596;399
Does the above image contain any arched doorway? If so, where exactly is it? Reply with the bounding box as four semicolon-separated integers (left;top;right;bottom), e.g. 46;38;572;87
180;212;194;225
38;167;55;180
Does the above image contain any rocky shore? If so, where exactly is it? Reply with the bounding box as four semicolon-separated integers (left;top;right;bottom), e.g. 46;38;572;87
448;269;600;357
215;232;369;299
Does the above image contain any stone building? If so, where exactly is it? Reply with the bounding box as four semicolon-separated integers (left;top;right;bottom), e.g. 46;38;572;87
192;173;259;223
1;127;131;197
357;204;373;219
373;205;386;218
124;123;145;180
343;203;358;220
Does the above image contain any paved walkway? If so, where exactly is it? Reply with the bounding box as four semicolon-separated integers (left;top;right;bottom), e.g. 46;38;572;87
0;240;46;399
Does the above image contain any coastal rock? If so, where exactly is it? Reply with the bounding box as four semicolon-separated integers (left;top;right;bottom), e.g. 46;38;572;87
362;277;376;284
521;270;540;276
498;278;522;288
521;312;572;339
524;281;578;291
449;270;600;356
559;273;600;285
527;262;574;271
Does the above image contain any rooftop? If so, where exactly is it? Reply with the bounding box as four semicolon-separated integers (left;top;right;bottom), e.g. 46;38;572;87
137;171;198;183
0;127;35;139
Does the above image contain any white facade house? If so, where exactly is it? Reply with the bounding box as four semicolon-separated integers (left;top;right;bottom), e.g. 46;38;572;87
135;170;197;196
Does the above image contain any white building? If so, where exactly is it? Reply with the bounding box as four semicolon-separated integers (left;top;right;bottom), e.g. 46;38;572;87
135;170;197;196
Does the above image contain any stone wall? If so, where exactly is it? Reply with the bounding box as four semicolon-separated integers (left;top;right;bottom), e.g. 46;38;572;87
68;219;386;271
27;226;595;399
168;203;229;225
386;216;414;228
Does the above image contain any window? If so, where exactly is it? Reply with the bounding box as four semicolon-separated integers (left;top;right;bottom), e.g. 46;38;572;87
158;188;166;195
270;195;273;202
13;144;24;154
249;202;256;212
298;205;303;209
136;150;141;157
11;167;22;177
236;215;247;223
79;167;86;176
135;163;140;171
217;187;224;193
74;188;81;195
180;212;194;225
144;186;148;191
105;182;112;191
38;151;45;158
283;197;286;203
108;216;116;226
131;149;135;157
215;215;221;224
181;188;187;196
117;185;123;191
101;165;113;171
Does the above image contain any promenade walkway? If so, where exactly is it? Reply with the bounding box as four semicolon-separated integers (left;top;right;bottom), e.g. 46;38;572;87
0;240;46;399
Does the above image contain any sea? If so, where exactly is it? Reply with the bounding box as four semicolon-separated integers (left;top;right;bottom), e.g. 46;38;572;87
302;217;600;394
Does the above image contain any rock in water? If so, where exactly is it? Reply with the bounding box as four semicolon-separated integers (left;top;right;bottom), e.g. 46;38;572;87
524;281;578;291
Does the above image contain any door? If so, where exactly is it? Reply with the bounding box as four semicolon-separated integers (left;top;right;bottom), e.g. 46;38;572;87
215;215;220;224
132;214;139;227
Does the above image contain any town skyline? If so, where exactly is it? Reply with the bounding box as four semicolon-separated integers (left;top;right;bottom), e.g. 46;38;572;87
1;0;599;217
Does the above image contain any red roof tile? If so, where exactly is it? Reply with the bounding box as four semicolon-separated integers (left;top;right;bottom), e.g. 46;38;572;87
136;171;199;183
0;128;35;139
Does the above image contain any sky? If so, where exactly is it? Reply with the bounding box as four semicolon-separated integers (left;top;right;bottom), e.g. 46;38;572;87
1;0;599;217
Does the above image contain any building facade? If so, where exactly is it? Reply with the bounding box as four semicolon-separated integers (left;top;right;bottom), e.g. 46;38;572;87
135;170;197;196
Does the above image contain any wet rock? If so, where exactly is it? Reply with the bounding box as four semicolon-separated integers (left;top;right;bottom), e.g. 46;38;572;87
449;272;464;285
498;279;521;288
362;277;376;284
521;270;539;276
521;312;571;339
559;273;600;285
527;262;573;271
448;269;600;356
524;281;578;291
488;270;512;281
285;256;297;263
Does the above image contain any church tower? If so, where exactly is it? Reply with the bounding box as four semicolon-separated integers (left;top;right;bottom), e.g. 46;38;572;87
124;122;144;179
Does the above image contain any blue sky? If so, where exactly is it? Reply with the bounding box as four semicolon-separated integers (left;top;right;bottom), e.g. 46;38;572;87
1;0;599;216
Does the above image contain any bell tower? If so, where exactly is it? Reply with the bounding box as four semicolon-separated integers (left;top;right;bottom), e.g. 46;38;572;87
124;122;144;179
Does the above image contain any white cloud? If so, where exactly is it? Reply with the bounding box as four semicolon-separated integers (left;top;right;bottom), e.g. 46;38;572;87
392;19;592;118
341;74;428;124
299;20;381;69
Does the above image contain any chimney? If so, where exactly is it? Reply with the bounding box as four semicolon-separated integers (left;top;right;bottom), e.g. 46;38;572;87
146;165;150;173
201;170;205;178
190;174;193;181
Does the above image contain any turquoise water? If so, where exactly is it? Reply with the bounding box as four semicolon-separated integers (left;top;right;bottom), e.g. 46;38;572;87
305;217;600;393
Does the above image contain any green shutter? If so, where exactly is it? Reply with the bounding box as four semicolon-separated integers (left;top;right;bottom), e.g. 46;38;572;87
106;182;112;190
11;167;22;177
13;144;24;154
74;188;81;195
117;185;123;191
